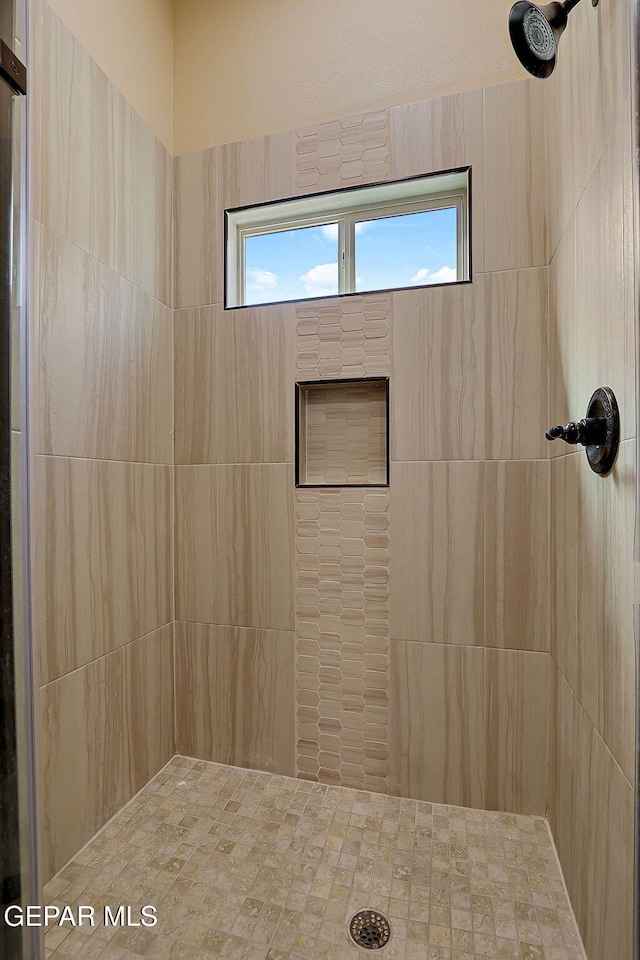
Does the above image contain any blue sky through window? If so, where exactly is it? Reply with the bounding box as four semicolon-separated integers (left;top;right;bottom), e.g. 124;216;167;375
244;206;458;305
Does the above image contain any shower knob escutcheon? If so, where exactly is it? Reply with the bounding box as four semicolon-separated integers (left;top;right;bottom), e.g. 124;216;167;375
545;386;619;476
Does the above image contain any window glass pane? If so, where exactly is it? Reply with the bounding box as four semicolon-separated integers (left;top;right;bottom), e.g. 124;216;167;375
244;223;339;305
354;207;458;293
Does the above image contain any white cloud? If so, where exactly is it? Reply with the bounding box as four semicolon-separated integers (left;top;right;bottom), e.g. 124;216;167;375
245;267;280;303
410;265;456;285
300;262;339;296
321;223;339;242
320;222;372;242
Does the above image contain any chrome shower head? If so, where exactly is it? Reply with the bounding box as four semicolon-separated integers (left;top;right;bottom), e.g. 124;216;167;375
508;0;596;79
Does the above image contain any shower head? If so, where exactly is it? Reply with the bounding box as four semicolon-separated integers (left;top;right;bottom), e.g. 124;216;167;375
508;0;597;79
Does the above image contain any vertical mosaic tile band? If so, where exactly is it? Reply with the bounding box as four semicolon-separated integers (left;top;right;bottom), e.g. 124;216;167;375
295;488;390;793
295;290;392;793
295;110;390;192
296;295;390;380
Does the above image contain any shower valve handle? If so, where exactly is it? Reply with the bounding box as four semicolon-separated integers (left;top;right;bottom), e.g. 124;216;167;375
545;388;620;477
545;417;606;446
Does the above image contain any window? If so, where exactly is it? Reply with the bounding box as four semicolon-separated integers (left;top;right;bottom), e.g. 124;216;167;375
225;168;470;308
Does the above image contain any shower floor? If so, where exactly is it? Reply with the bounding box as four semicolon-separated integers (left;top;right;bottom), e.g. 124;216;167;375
44;756;585;960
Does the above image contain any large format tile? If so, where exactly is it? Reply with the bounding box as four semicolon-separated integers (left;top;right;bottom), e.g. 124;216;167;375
598;439;637;782
175;621;295;776
484;268;548;461
484;80;547;272
123;626;175;797
545;0;631;256
390;461;484;645
485;649;549;815
390;641;485;808
219;130;295;210
391;281;485;461
174;147;221;309
175;464;294;630
33;223;172;463
389;89;485;273
574;106;635;441
174;307;217;464
549;668;634;960
216;304;296;464
33;457;172;684
40;625;173;882
551;442;636;782
38;2;172;304
550;452;581;676
484;460;549;651
548;214;578;454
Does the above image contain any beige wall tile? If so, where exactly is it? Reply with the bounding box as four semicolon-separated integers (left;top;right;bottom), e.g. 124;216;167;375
484;268;548;460
123;625;174;796
390;461;483;645
40;625;173;882
548;668;634;960
485;460;549;651
40;645;125;881
484;80;547;272
217;303;296;464
174;147;220;309
34;457;172;684
38;3;172;305
548;214;577;455
175;464;294;630
551;442;636;782
220;130;295;210
175;621;295;776
174;465;217;622
598;439;637;782
574;107;635;442
390;641;485;807
38;3;110;261
549;452;581;675
174;306;217;465
545;0;631;257
33;223;172;463
485;649;549;815
389;90;485;273
114;95;173;307
391;281;485;461
216;464;294;630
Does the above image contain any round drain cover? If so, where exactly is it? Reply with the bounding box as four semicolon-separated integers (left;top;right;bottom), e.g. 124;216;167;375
348;910;391;950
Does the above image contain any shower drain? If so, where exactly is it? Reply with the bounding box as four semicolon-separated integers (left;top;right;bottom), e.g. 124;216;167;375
348;910;391;950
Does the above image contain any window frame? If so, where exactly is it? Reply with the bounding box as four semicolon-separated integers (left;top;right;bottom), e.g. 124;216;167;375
225;167;471;308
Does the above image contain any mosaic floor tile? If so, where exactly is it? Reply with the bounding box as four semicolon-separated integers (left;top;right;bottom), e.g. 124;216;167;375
44;757;585;960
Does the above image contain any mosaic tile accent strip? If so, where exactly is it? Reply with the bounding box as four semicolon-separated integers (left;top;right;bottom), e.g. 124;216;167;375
44;756;586;960
295;489;390;793
296;295;390;381
295;111;390;192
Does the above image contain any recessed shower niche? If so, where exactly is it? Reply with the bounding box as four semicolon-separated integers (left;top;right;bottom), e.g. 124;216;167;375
295;377;389;487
